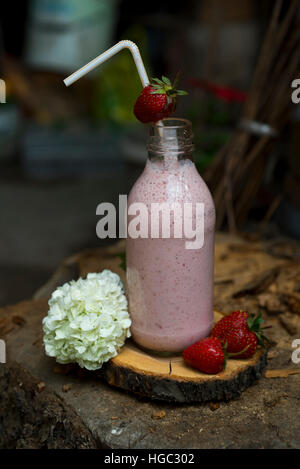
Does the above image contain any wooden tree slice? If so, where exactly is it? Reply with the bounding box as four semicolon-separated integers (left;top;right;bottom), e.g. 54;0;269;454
34;243;268;403
99;312;267;403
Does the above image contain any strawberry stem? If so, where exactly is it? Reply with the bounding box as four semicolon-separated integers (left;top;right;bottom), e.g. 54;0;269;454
227;344;250;357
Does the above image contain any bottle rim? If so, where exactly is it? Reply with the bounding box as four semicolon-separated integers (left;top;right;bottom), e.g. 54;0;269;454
148;117;194;157
152;118;192;130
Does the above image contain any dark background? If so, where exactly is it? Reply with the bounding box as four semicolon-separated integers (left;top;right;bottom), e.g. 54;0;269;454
0;0;299;306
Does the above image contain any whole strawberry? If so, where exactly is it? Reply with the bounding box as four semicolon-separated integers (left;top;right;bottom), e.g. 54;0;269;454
183;337;225;374
133;74;187;123
211;310;268;358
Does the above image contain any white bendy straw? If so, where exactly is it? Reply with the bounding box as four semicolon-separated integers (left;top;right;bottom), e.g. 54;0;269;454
63;40;150;88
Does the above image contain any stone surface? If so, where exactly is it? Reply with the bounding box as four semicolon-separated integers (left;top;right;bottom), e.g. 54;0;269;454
1;234;300;449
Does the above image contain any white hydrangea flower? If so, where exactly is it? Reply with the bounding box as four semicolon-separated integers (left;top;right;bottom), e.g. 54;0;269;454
43;270;131;370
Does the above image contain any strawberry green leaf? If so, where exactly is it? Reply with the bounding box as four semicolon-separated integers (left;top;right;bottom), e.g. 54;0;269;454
173;70;181;89
162;76;171;85
151;78;164;85
255;332;270;347
152;85;165;91
247;312;264;332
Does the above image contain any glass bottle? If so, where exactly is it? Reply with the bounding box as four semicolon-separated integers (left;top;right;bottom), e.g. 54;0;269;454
126;118;215;354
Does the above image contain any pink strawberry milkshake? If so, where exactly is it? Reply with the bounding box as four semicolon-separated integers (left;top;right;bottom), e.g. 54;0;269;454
126;119;215;353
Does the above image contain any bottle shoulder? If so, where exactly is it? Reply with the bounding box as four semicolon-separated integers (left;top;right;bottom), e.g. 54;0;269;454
129;161;215;207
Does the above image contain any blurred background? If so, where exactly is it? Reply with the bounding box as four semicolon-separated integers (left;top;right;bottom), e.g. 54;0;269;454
0;0;299;305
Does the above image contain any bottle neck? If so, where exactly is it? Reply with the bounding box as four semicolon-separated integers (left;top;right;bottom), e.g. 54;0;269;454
147;118;194;162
